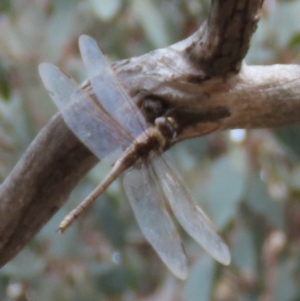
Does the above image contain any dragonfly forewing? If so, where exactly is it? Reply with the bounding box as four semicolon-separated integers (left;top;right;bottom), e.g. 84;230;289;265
153;156;231;265
79;35;147;138
39;63;132;161
39;35;231;279
123;160;188;279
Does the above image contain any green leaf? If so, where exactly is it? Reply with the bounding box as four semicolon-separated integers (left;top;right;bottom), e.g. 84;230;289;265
245;171;285;229
288;32;300;48
0;0;10;12
274;259;297;301
1;247;45;279
207;149;247;228
88;0;121;21
132;0;172;48
0;61;11;100
232;225;257;274
94;194;127;248
91;264;133;295
184;256;216;301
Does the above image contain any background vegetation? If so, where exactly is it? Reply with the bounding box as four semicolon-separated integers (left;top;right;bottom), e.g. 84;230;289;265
1;0;300;300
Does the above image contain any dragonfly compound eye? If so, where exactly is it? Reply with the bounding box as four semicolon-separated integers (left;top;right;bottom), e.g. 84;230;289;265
142;97;169;123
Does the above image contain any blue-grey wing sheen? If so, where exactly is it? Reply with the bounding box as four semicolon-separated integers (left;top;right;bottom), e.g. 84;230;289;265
39;63;133;161
79;35;147;138
123;161;188;279
153;156;231;266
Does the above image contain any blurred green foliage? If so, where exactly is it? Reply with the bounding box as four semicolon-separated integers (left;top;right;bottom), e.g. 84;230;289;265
1;0;300;300
0;0;10;13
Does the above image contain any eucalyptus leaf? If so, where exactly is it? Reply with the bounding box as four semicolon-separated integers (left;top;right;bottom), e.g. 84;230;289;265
288;32;300;49
0;0;10;12
91;264;132;295
0;276;9;300
0;62;10;100
44;0;80;61
94;194;127;249
88;0;121;21
183;256;216;301
2;248;45;279
207;149;247;229
246;171;285;229
232;225;257;275
274;259;297;301
132;0;172;48
275;125;300;160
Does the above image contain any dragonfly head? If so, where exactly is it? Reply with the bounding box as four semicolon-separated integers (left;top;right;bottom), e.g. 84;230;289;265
155;117;178;146
141;97;169;123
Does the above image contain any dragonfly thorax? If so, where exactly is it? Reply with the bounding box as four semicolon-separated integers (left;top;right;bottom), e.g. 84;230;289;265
128;117;177;162
155;117;178;142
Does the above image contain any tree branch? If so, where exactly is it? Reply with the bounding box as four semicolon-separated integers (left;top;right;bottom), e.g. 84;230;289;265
190;0;264;75
0;115;97;266
1;0;299;267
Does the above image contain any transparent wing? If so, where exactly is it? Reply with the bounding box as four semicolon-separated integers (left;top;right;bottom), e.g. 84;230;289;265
123;161;188;279
153;155;231;265
39;63;133;161
79;35;147;137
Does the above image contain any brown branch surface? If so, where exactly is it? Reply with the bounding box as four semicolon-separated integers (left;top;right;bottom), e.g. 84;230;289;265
1;0;299;267
190;0;264;76
0;115;98;266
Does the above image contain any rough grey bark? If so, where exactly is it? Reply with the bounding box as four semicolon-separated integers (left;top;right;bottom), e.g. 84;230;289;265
1;0;300;267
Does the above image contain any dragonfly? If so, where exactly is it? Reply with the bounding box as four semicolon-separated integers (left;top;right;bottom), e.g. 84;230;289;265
39;35;230;279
